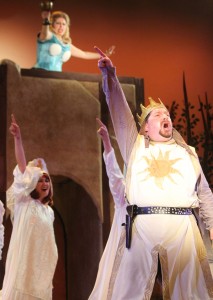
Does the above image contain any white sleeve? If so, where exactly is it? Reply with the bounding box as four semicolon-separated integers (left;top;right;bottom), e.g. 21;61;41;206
7;164;43;219
101;66;138;165
10;164;43;200
103;149;126;209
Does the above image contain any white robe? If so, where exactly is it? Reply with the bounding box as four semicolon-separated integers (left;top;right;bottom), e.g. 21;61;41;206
1;164;58;300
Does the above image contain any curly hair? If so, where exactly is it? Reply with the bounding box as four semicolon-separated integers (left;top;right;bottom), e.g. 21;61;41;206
50;11;72;44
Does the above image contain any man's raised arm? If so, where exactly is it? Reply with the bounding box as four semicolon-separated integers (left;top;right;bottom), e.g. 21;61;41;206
95;46;138;165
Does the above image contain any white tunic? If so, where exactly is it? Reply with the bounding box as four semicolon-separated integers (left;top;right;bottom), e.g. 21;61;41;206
1;164;58;300
127;136;200;207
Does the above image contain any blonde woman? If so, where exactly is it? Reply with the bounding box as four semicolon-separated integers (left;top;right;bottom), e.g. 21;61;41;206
34;11;115;71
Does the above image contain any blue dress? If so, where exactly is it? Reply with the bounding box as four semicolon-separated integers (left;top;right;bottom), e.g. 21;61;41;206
34;34;71;71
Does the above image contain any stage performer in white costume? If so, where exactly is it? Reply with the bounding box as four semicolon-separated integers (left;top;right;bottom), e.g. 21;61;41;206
91;46;213;300
1;115;58;300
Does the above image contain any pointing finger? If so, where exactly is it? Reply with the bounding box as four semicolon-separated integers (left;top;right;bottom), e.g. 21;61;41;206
96;117;105;127
94;46;106;58
11;114;16;124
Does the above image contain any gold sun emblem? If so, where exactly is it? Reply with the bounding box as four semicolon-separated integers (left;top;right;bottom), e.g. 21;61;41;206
138;150;182;189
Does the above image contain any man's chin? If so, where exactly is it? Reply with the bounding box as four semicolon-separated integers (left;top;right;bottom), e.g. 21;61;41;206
157;135;172;142
162;134;172;139
160;130;172;139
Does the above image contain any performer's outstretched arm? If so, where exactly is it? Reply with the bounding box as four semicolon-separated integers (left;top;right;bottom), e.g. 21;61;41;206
96;118;113;154
97;118;125;208
9;114;26;174
95;47;138;165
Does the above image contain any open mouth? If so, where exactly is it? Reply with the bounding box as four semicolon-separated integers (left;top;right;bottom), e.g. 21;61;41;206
162;121;170;129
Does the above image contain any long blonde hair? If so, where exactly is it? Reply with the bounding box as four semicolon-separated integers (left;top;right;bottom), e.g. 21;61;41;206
50;11;72;44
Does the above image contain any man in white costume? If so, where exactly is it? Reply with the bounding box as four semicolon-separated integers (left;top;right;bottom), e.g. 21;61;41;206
92;47;213;300
0;115;58;300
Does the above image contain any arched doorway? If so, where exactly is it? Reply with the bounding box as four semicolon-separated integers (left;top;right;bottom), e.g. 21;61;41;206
52;175;102;300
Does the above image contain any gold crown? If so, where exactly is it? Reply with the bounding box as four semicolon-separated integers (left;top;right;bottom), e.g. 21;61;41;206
137;97;167;126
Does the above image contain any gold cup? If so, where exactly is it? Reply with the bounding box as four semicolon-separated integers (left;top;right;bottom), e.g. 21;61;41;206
40;1;54;25
40;0;54;11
